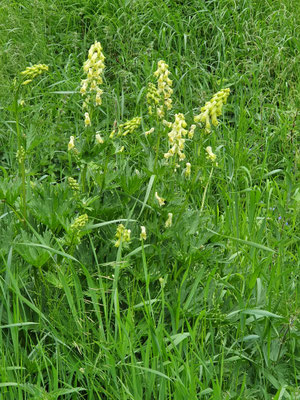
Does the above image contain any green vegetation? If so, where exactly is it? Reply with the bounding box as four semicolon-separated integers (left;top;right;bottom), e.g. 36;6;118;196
0;0;299;398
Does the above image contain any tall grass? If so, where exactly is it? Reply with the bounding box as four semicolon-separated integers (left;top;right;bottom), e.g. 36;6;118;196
0;0;299;399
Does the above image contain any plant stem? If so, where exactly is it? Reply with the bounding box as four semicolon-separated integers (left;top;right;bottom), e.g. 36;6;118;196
200;167;214;215
14;86;27;220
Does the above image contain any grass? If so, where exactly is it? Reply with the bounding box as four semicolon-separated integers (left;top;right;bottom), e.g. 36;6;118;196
0;0;299;399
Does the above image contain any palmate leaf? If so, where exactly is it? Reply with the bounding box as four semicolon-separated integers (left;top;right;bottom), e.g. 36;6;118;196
15;229;53;268
29;182;76;232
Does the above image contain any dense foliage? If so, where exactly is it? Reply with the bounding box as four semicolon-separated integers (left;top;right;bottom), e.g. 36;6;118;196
0;0;299;398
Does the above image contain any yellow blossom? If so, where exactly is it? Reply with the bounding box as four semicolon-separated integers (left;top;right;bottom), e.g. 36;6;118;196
114;224;131;247
140;226;147;240
188;124;196;139
68;136;75;151
21;64;49;83
205;146;217;162
22;79;32;86
164;113;188;162
159;277;166;288
194;88;230;133
145;127;154;136
84;112;91;127
95;133;104;144
80;41;105;109
185;162;191;178
70;214;88;231
165;213;173;228
146;82;160;115
117;117;141;137
155;192;165;207
154;60;173;112
109;129;116;139
68;177;80;192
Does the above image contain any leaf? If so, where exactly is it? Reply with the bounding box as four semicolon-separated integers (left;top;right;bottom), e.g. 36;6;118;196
242;309;283;319
166;332;190;351
0;322;38;329
84;219;136;230
206;228;275;253
240;335;260;341
138;174;155;218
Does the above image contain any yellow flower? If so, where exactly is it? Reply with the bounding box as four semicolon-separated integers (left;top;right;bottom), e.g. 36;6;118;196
84;112;91;127
164;113;188;162
68;177;80;191
22;79;32;86
140;226;147;240
159;277;166;288
194;88;230;133
95;133;104;144
109;129;116;139
154;60;173;112
68;136;75;151
185;162;191;178
21;64;49;82
165;213;173;228
205;146;217;162
145;127;154;136
117;117;141;137
114;224;131;247
81;41;105;108
155;192;165;207
70;214;88;231
188;124;196;139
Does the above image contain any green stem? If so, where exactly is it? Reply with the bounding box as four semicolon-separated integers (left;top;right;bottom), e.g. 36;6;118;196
14;85;27;220
154;129;161;172
200;167;214;215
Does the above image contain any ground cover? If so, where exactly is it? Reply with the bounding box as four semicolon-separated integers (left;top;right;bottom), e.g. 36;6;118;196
0;0;299;398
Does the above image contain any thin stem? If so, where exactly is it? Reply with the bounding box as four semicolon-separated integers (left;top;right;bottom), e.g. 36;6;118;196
14;85;27;220
200;167;214;214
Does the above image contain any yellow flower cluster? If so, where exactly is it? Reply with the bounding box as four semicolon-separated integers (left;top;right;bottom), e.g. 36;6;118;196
164;113;188;162
70;214;88;232
68;177;80;192
16;146;26;163
84;112;91;127
68;136;75;151
154;60;173;116
185;162;191;178
146;60;173;118
80;42;105;109
140;226;147;241
21;64;49;85
194;88;230;133
155;192;165;207
116;117;141;137
165;213;173;228
95;133;104;144
205;146;217;163
146;83;160;116
114;224;131;247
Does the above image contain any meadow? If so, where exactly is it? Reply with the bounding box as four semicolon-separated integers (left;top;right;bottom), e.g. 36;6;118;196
0;0;299;399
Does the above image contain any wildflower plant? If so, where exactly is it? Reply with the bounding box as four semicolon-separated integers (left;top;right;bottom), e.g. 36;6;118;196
147;60;173;119
194;88;230;133
3;5;299;398
163;113;188;162
12;63;49;220
115;224;131;247
80;41;105;113
20;64;49;85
